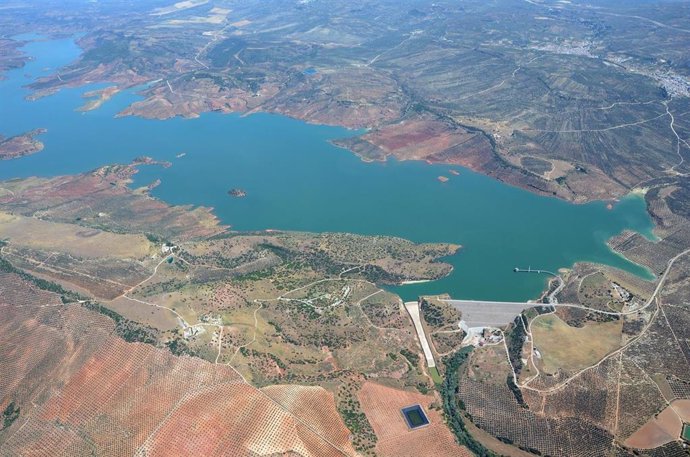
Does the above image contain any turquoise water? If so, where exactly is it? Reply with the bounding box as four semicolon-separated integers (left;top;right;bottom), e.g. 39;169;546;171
0;37;656;301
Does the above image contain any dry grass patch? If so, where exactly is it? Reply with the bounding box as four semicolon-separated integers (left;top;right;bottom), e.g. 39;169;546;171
231;19;251;27
106;296;180;331
532;314;622;374
0;212;151;259
151;0;208;16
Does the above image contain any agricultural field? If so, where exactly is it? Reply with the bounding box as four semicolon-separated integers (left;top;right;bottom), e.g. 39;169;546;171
625;400;690;449
357;381;471;457
0;165;465;455
0;273;358;456
531;314;623;374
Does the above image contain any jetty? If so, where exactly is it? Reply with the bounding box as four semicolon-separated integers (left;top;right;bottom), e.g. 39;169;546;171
513;266;564;303
513;266;557;276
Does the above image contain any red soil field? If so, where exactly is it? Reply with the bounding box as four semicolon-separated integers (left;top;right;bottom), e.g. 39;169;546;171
357;381;472;457
2;165;225;241
624;400;689;449
363;118;491;163
262;384;355;452
0;274;356;456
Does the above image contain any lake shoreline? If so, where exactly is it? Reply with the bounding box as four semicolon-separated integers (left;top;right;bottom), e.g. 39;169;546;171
0;35;658;303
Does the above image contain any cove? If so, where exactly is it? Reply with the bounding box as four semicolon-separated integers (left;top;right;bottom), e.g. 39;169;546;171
0;36;656;301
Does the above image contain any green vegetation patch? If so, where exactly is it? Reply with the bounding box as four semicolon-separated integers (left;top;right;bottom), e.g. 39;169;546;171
506;375;527;409
83;34;132;62
166;337;196;357
400;348;420;367
506;314;527;375
428;366;443;385
337;380;377;456
441;347;496;457
2;402;20;430
420;299;446;327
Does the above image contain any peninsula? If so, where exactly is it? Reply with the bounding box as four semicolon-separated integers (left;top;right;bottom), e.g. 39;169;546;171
0;129;46;160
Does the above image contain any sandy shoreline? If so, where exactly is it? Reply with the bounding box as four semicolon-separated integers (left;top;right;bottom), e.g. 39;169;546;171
400;279;432;285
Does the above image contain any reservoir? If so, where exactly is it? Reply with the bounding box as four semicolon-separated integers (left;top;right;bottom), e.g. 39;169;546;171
0;36;656;301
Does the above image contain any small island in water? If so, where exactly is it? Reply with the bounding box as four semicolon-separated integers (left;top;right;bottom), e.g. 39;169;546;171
228;188;247;198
